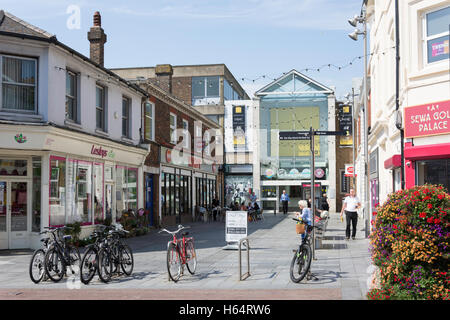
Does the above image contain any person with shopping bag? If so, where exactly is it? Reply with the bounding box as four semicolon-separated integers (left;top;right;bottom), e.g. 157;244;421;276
295;200;312;240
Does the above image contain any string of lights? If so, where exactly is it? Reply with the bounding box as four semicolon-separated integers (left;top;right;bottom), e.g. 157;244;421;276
237;45;396;84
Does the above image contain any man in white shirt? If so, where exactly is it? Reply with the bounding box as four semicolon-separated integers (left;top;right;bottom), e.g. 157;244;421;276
340;188;361;240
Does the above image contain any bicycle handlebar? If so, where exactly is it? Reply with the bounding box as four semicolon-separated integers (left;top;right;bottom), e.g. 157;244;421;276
159;225;190;235
292;218;323;230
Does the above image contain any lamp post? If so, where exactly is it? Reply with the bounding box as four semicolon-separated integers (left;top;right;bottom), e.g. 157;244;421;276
348;4;370;238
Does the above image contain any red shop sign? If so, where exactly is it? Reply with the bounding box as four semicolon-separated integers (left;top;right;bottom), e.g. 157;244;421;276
166;149;172;163
404;100;450;138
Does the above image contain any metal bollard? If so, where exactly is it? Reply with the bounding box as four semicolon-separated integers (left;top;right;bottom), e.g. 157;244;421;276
238;237;250;281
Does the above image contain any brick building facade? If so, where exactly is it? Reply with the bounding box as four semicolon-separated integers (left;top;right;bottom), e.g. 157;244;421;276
134;81;220;227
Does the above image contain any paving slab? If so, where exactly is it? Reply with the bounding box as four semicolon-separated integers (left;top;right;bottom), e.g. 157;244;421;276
0;212;370;299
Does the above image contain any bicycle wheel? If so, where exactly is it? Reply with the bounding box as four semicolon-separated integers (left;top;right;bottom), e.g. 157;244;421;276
185;240;197;275
67;246;81;276
80;247;97;284
119;244;134;276
289;244;312;283
29;249;46;284
167;242;182;282
44;247;64;282
98;248;112;283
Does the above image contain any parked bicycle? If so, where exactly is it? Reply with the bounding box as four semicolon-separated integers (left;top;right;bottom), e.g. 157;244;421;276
290;217;321;283
29;228;54;283
97;224;134;283
159;224;197;282
79;225;111;284
43;226;81;283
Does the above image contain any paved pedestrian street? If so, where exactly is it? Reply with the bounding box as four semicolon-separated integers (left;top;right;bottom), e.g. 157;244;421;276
0;213;371;300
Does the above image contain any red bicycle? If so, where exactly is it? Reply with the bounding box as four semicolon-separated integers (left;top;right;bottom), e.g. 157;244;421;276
159;225;197;282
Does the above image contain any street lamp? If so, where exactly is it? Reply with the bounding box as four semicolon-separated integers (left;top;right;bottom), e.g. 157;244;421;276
348;5;370;239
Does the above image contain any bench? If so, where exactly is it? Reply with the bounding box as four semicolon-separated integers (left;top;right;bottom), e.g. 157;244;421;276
313;216;329;249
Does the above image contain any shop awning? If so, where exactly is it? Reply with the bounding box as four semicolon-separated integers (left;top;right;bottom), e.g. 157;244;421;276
384;154;401;169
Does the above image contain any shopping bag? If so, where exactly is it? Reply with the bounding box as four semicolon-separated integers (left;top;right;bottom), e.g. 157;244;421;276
296;223;306;234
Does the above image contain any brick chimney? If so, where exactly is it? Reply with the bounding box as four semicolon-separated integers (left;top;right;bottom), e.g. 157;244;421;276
87;11;107;67
155;64;173;94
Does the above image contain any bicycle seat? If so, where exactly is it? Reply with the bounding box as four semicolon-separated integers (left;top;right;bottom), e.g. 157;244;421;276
182;232;189;237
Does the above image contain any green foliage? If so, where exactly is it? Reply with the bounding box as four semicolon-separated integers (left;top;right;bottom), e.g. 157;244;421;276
65;221;82;243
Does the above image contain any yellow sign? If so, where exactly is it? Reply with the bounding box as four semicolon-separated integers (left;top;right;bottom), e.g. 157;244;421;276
235;106;242;113
340;135;353;146
271;107;321;157
233;135;246;145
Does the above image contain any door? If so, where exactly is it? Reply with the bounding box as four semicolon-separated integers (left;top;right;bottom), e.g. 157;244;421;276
0;181;29;249
105;183;114;222
145;174;154;226
0;181;7;249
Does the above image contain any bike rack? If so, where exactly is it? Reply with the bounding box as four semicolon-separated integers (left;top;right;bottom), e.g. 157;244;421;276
238;237;250;281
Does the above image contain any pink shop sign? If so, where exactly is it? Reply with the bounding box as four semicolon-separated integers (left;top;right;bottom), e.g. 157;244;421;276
404;100;450;139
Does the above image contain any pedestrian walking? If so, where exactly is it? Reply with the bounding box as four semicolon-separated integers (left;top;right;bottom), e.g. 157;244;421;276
280;190;290;215
340;188;361;240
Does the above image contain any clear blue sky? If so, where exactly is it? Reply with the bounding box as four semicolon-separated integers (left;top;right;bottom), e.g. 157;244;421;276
2;0;366;100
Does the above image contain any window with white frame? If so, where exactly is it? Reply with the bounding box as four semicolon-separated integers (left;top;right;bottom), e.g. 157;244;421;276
122;96;131;138
340;170;351;194
194;122;203;153
66;70;78;122
204;130;211;156
144;101;155;141
169;112;177;144
1;55;37;112
191;76;220;105
182;119;189;149
423;6;450;64
96;85;106;131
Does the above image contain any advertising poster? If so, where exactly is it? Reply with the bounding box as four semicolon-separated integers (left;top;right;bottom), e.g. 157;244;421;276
225;211;247;243
233;106;246;147
271;107;320;157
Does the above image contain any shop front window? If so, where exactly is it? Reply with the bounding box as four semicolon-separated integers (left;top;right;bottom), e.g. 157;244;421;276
94;163;104;223
0;159;27;176
417;159;450;191
126;168;137;212
225;175;253;206
32;157;41;232
161;172;167;216
67;159;92;225
49;157;66;226
116;166;138;221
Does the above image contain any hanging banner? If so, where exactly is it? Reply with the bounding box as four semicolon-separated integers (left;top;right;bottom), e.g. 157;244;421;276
233;106;246;147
